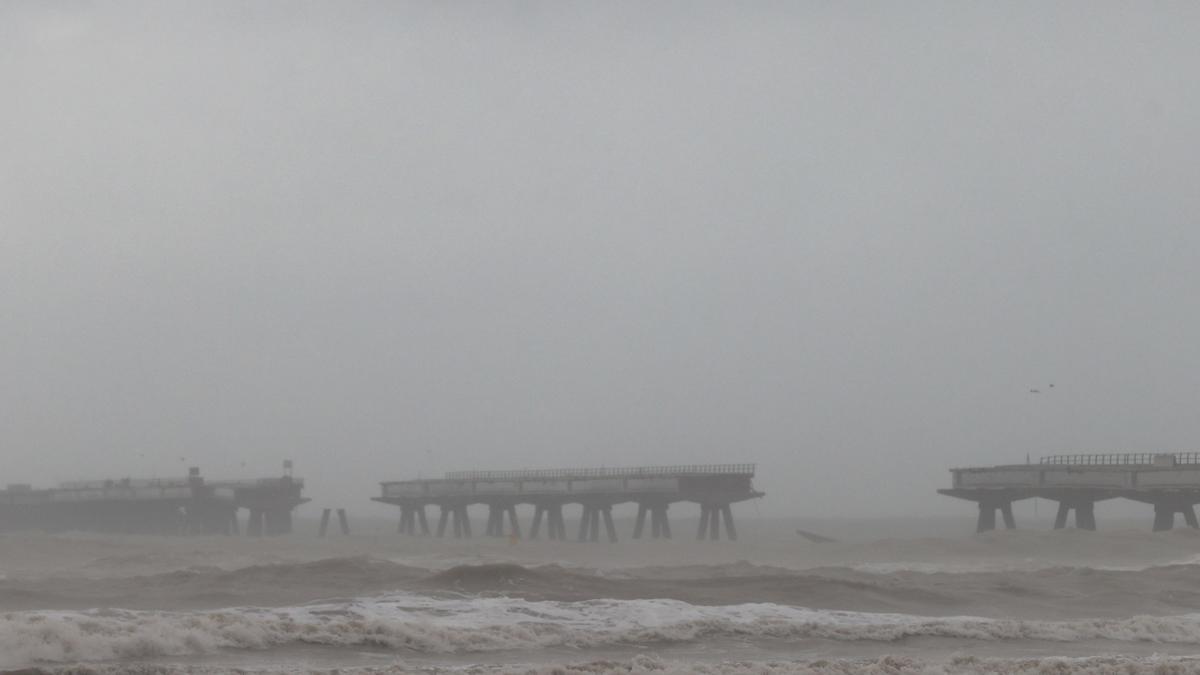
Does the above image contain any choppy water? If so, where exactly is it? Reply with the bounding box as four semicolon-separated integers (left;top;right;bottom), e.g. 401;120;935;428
5;515;1200;673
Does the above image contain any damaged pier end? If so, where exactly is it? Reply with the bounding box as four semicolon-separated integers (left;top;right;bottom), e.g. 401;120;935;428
375;464;763;542
940;453;1200;532
0;467;308;536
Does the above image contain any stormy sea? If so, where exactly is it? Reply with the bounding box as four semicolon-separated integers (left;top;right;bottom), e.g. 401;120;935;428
5;515;1200;674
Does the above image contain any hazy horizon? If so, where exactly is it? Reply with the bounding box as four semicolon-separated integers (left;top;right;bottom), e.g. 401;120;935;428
4;2;1200;518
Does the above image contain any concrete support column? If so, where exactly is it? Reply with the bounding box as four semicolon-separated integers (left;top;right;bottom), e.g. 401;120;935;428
453;506;471;538
697;505;711;540
437;507;450;537
550;506;566;540
530;506;545;539
651;505;672;539
1154;503;1175;531
633;504;648;539
697;504;728;540
1151;502;1199;531
589;507;601;542
721;504;737;541
1075;502;1096;530
601;506;617;543
1052;500;1097;531
974;499;1016;533
577;506;593;541
319;508;332;537
696;503;732;541
248;509;264;537
417;507;430;535
485;505;500;537
261;509;293;536
1000;502;1015;530
264;509;279;536
398;506;417;533
1185;505;1200;529
507;506;522;539
1054;502;1070;529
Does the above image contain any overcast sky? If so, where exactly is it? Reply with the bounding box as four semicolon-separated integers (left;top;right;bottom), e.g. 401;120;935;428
3;2;1199;518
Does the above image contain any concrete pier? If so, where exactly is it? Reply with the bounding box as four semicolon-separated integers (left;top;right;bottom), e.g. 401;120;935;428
940;453;1200;532
375;464;762;542
0;468;307;536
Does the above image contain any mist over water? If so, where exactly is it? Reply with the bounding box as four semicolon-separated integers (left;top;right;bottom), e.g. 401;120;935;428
5;517;1200;672
4;1;1200;673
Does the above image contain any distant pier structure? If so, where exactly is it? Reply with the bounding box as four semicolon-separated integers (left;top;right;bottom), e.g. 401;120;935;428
941;453;1200;532
0;467;307;536
375;464;763;542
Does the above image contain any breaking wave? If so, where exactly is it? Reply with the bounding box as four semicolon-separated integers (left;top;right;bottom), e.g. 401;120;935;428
17;655;1200;675
6;592;1200;666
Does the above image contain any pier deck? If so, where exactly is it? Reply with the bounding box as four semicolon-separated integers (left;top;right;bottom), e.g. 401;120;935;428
375;464;763;541
0;467;307;536
940;453;1200;532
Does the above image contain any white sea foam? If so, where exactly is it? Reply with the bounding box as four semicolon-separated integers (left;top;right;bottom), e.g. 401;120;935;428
21;654;1200;675
5;593;1200;666
848;558;1186;574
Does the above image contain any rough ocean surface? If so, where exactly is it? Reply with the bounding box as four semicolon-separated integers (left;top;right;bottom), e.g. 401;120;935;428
4;515;1200;673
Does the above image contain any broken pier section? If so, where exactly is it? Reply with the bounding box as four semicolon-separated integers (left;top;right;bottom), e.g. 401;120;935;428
375;464;763;542
940;453;1200;532
0;467;308;536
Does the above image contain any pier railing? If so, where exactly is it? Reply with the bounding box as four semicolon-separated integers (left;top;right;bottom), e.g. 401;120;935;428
1039;453;1200;466
57;477;193;490
442;464;756;481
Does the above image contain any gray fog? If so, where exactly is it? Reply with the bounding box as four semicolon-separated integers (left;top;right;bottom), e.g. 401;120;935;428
3;2;1199;518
